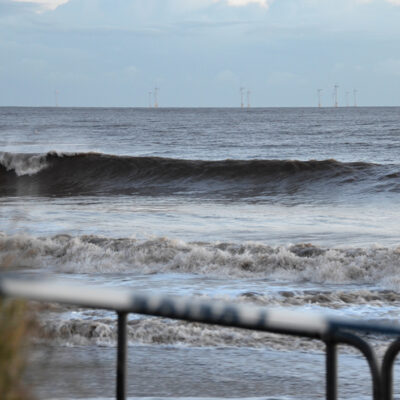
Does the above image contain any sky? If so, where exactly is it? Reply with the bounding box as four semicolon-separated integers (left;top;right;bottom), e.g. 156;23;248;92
1;0;400;107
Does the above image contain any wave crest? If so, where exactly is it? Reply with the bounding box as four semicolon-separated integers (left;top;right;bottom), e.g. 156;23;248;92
1;151;398;197
37;316;325;351
3;233;400;289
0;152;49;176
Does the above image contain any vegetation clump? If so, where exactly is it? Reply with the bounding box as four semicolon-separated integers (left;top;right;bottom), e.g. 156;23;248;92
0;298;33;400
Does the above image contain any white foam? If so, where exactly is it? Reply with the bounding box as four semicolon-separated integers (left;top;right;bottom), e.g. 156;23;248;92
0;152;48;176
37;316;326;351
2;233;400;290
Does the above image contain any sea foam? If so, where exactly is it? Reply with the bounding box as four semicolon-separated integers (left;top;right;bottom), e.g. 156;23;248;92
0;152;49;176
2;233;400;289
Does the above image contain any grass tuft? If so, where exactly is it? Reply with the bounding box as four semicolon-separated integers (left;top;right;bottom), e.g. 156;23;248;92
0;298;34;400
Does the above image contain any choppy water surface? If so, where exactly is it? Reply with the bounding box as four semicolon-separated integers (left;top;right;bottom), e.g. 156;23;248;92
1;107;400;399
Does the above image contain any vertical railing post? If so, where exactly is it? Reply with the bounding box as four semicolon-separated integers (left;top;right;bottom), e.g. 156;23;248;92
326;339;337;400
334;331;381;400
382;338;400;400
117;312;127;400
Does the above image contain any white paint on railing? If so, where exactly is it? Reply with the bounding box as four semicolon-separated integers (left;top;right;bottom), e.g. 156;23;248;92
1;276;400;337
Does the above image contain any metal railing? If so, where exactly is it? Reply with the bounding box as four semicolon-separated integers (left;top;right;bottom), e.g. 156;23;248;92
1;275;400;400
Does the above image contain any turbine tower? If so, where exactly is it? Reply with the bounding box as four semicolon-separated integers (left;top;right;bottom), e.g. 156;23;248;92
247;90;251;109
154;87;159;108
240;87;245;109
346;91;349;107
353;89;358;107
334;84;339;108
317;89;323;108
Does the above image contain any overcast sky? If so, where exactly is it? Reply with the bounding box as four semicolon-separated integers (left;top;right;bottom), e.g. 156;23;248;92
1;0;400;107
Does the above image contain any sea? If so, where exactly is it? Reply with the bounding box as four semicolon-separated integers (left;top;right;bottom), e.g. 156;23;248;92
1;106;400;399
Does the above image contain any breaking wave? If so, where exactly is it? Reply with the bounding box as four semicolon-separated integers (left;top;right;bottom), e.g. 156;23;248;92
1;151;399;198
37;316;326;351
3;233;400;290
0;152;48;176
36;306;394;352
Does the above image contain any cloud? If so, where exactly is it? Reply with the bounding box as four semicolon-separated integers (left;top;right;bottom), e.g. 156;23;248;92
355;0;400;4
9;0;400;16
13;0;68;11
218;0;272;7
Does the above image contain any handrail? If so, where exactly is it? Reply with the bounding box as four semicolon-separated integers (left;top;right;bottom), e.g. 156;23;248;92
2;276;400;337
1;275;400;400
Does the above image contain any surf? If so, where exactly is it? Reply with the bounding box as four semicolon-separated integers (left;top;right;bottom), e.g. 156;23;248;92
1;151;398;198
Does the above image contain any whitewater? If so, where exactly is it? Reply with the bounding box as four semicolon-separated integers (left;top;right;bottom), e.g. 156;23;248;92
1;106;400;399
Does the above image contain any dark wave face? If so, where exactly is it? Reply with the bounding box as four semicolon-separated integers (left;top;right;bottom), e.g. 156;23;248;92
0;151;399;198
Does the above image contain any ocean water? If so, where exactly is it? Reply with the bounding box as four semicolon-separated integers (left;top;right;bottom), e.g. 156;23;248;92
1;106;400;399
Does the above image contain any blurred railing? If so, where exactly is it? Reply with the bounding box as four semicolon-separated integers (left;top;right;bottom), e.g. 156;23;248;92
1;275;400;400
